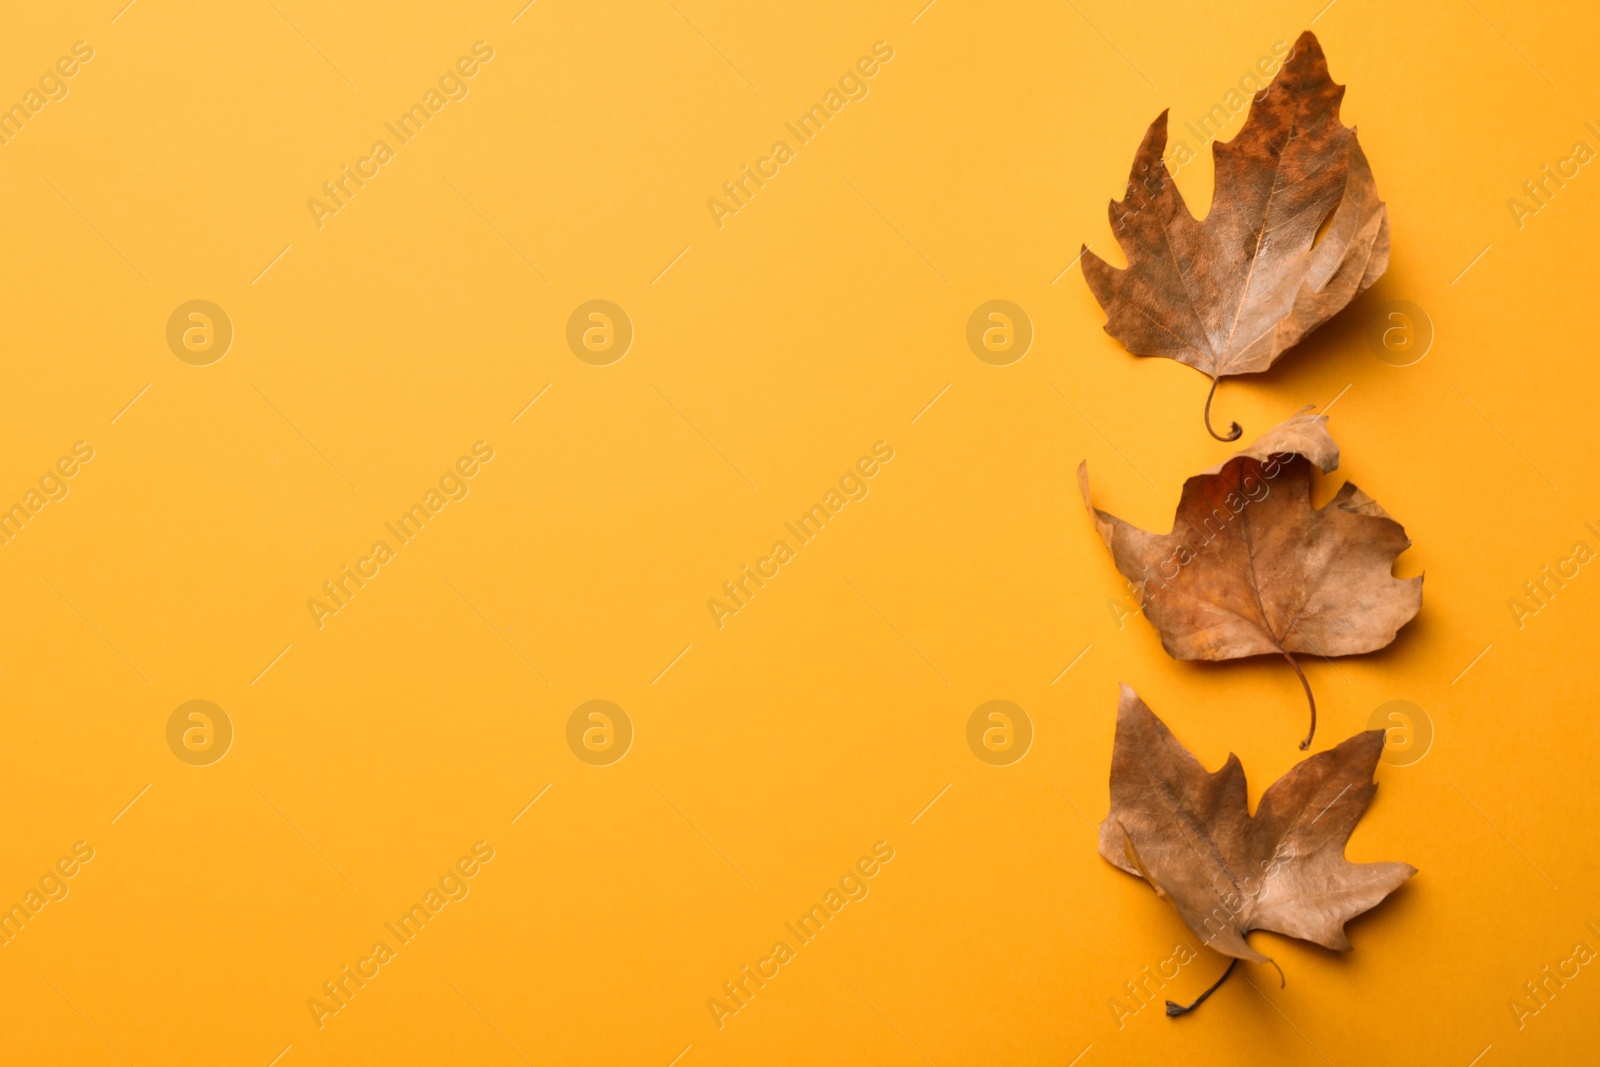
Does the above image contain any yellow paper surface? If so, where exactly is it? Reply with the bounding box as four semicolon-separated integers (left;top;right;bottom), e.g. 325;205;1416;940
0;1;1595;1064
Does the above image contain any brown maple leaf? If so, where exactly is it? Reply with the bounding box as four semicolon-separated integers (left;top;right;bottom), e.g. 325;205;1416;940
1078;409;1421;748
1101;685;1415;1010
1082;30;1388;441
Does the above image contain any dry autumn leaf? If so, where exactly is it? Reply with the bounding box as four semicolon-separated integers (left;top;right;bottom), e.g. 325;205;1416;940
1078;409;1421;748
1101;685;1415;1013
1082;30;1388;441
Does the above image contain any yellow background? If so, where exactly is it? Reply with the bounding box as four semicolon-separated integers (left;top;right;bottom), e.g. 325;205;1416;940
0;0;1596;1064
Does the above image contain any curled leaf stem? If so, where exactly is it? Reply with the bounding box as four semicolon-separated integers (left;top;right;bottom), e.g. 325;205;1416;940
1204;377;1243;441
1166;958;1238;1017
1283;650;1317;749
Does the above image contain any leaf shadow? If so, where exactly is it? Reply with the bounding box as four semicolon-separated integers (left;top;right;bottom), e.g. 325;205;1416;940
1232;243;1434;421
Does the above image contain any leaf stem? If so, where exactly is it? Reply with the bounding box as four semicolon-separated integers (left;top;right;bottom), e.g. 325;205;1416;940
1204;377;1243;441
1283;650;1317;749
1166;958;1238;1017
